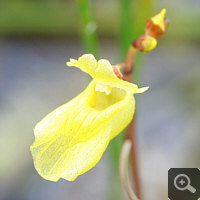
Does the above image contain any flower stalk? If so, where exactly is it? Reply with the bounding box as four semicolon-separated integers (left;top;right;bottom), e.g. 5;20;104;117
118;9;168;200
118;44;141;199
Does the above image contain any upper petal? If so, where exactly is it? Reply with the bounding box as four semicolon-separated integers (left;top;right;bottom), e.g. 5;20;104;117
30;80;135;181
67;54;148;94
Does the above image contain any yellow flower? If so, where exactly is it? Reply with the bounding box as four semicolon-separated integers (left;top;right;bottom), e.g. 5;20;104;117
30;54;148;181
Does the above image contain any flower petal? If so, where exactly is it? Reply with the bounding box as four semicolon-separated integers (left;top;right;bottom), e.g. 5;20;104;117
67;54;148;94
30;80;135;181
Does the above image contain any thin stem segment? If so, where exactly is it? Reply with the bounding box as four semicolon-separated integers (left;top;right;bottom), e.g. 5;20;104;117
119;45;142;200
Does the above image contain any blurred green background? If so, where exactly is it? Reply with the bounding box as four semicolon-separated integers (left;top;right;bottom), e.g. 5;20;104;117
0;0;200;200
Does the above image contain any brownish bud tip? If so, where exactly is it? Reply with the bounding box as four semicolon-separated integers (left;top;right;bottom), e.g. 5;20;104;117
145;9;168;38
132;35;145;51
145;19;165;38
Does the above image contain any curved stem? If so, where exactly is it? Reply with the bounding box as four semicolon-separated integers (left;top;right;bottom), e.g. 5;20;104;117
125;116;141;199
119;139;140;200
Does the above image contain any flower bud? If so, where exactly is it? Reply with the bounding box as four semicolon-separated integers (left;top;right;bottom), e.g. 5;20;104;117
145;9;167;38
133;35;157;52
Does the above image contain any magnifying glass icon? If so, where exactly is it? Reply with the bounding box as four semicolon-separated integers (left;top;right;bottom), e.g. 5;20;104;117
174;174;196;193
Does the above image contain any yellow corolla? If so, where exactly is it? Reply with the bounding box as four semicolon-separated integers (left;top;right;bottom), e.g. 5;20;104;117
30;54;148;181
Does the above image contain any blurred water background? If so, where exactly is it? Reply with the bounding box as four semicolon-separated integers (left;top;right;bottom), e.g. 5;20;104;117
0;0;200;200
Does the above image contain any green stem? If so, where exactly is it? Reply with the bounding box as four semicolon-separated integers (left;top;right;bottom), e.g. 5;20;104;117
119;0;133;59
77;0;99;57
